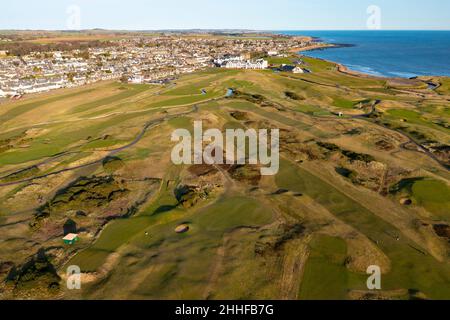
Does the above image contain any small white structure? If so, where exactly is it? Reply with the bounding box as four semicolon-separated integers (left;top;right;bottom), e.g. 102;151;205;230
267;50;279;56
0;88;6;97
63;233;79;245
293;66;305;74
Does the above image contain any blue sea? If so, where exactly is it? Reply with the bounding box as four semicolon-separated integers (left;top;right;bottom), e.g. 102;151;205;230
280;31;450;78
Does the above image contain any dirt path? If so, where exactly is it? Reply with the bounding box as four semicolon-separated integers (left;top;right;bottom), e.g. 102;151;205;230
279;239;310;300
202;234;228;299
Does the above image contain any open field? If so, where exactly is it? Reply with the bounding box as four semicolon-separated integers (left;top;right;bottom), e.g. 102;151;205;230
0;56;449;300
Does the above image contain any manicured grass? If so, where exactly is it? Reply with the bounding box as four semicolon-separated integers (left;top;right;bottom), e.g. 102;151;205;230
0;112;145;165
390;177;450;219
0;144;61;166
333;97;356;109
1;62;449;299
83;194;274;298
293;104;330;116
164;73;231;96
68;248;111;273
194;196;273;233
267;56;295;66
222;79;255;90
168;116;194;131
224;100;310;129
68;208;179;272
81;138;124;150
276;159;450;299
69;84;150;114
301;57;337;72
387;109;425;123
411;179;450;220
68;168;182;272
0;87;96;123
299;235;366;300
146;92;220;108
385;109;449;134
69;193;272;273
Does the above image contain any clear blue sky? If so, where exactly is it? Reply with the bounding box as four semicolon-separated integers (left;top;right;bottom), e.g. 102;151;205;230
1;0;450;30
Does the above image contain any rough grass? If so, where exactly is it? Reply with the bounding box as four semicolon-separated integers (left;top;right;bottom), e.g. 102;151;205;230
277;159;450;299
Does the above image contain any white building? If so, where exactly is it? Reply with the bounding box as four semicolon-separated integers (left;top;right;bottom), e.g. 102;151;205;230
24;82;63;94
129;75;144;84
293;66;305;74
223;59;268;70
1;88;18;97
214;55;243;66
267;50;279;56
0;88;5;97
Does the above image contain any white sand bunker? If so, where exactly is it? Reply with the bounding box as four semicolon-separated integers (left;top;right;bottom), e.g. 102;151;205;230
175;224;190;234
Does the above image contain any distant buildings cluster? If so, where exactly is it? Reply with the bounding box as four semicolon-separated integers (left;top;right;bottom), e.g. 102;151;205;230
0;35;313;98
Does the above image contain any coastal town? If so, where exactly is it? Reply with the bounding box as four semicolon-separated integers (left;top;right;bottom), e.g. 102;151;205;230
0;34;314;98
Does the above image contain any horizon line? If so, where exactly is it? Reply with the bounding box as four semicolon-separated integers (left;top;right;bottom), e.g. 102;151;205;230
1;28;450;32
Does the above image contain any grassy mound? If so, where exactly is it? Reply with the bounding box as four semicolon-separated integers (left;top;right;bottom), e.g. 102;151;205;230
6;249;60;296
35;175;129;221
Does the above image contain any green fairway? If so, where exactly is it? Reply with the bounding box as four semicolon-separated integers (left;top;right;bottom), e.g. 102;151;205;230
276;159;450;299
411;179;450;219
1;56;449;300
194;196;273;233
333;97;356;109
0;111;147;165
69;83;150;114
0;87;96;123
299;235;366;300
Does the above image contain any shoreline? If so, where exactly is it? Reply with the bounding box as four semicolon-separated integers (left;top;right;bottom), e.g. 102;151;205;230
295;41;445;79
334;61;385;79
293;38;385;78
291;41;386;78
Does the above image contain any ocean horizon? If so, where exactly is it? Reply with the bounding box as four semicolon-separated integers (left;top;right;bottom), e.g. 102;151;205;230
279;30;450;78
